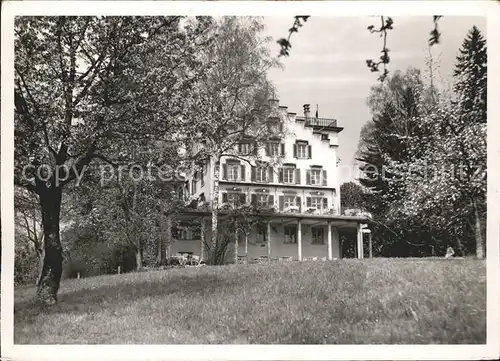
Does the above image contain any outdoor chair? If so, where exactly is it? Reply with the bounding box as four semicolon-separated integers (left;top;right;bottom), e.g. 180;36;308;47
190;255;201;266
174;253;189;266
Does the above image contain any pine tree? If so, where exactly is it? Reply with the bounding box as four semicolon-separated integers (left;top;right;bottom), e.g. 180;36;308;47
453;25;487;123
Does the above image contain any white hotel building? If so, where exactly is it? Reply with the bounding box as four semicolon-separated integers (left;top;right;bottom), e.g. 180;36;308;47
170;99;371;262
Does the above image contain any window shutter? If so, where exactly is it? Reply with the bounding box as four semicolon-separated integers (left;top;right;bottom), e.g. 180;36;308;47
295;169;301;184
240;165;246;181
251;166;256;181
293;144;297;158
222;164;228;180
308;145;312;159
306;170;311;185
296;196;301;212
279;195;284;211
253;142;258;155
239;194;246;205
322;170;327;186
279;168;284;183
265;143;270;156
306;197;312;208
222;193;228;203
280;143;285;156
238;144;242;153
268;195;274;207
251;194;257;206
268;167;273;183
323;198;328;209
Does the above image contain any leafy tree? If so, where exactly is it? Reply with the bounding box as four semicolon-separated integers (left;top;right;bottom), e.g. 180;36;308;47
384;26;487;258
355;68;440;256
340;181;365;212
14;16;213;303
357;68;427;214
186;17;282;265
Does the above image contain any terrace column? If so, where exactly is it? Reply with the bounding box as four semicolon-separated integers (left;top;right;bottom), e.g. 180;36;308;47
368;231;373;258
234;228;239;264
200;217;205;261
327;221;333;260
356;223;364;259
297;219;302;261
245;233;249;263
267;222;271;261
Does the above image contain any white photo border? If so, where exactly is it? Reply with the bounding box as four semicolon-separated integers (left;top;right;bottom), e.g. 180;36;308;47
1;1;499;360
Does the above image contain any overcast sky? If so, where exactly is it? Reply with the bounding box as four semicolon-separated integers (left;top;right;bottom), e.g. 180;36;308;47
261;16;486;183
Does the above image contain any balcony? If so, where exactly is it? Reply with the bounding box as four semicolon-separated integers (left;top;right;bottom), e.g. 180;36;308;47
281;207;340;216
283;205;300;213
296;116;338;128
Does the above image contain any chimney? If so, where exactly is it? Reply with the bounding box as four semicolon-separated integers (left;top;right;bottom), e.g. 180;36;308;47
303;104;311;119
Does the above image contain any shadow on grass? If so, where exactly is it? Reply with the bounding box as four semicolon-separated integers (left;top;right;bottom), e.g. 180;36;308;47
15;271;243;322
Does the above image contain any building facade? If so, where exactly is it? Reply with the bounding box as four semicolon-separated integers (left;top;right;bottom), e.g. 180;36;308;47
170;99;370;262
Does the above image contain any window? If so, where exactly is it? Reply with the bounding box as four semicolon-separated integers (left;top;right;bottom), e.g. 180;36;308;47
257;194;268;208
270;143;279;156
307;196;327;210
284;195;297;208
279;168;300;184
223;163;246;181
306;169;327;186
311;227;325;245
200;166;205;187
252;194;274;208
228;165;239;181
191;179;197;194
238;143;251;155
297;144;307;158
181;228;193;240
284;226;297;244
255;167;267;182
310;169;321;185
257;225;267;243
266;142;284;157
223;192;246;207
283;168;294;183
294;142;311;159
280;195;301;212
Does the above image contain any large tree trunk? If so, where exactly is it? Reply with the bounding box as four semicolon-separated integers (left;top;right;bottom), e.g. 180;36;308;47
36;247;44;285
472;199;485;259
36;185;63;304
135;247;143;270
157;210;171;267
210;158;221;265
234;229;239;264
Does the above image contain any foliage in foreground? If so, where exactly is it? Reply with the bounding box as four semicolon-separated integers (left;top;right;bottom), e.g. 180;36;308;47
356;26;487;258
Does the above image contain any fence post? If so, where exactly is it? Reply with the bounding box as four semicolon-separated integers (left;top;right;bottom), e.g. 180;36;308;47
118;266;121;275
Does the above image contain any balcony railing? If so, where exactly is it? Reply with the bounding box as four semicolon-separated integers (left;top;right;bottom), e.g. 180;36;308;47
280;207;340;216
296;116;338;128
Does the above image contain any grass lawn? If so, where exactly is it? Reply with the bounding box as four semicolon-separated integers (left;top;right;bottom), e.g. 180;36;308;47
14;258;486;344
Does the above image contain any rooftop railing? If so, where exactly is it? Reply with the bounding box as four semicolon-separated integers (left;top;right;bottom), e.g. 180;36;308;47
296;116;338;128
